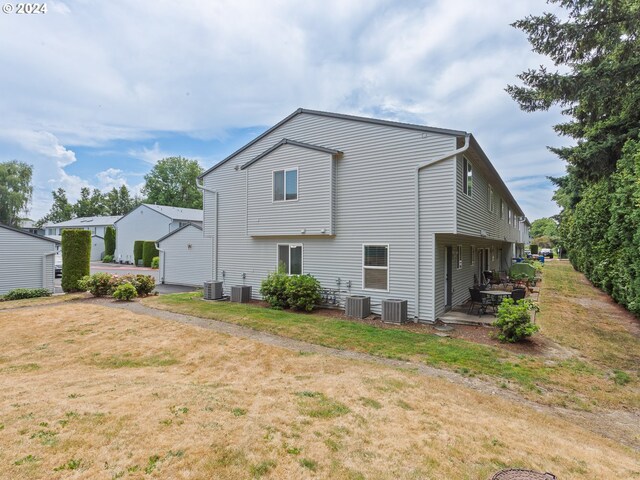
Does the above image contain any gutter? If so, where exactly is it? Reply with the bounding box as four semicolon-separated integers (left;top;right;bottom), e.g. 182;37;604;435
196;179;219;281
414;134;471;321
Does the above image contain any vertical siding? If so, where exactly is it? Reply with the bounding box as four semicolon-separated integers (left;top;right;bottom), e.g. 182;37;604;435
203;113;460;319
456;153;521;243
159;226;213;287
0;228;57;295
246;144;333;236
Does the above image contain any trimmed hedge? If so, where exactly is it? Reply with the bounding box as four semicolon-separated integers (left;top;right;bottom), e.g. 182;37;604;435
151;256;159;269
133;240;144;266
61;229;91;292
104;226;116;256
142;241;158;268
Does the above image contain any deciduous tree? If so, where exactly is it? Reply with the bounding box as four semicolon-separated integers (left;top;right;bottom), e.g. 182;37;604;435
0;160;33;227
142;156;203;209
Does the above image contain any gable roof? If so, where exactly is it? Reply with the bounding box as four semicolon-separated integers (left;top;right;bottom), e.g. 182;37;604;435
156;222;203;244
0;223;60;244
199;108;467;179
45;215;122;228
240;138;342;170
115;204;203;224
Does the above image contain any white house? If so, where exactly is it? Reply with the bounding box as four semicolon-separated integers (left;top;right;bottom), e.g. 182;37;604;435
0;223;60;295
114;204;203;264
44;215;121;261
198;108;529;322
156;223;213;287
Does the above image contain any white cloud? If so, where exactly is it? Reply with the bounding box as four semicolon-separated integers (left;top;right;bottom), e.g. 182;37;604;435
95;168;127;190
0;0;570;219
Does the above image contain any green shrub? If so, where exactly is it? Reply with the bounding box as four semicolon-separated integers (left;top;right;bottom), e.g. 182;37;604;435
493;298;540;343
61;230;91;292
142;241;158;268
133;240;144;266
113;283;137;301
286;274;322;312
102;254;113;263
110;274;155;297
78;273;114;297
260;272;290;309
3;288;52;301
151;256;159;269
104;226;116;256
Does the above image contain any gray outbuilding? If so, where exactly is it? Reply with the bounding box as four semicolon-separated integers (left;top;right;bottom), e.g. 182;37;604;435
0;223;60;295
156;223;213;287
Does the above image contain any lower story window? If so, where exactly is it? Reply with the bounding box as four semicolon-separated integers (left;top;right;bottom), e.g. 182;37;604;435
363;244;389;291
278;244;303;275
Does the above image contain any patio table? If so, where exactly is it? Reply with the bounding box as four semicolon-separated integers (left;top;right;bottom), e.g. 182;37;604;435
480;290;511;311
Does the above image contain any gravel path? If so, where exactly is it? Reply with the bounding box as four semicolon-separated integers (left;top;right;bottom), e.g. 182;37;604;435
94;298;640;451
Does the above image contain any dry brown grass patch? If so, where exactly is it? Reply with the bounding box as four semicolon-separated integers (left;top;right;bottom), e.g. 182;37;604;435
0;303;638;479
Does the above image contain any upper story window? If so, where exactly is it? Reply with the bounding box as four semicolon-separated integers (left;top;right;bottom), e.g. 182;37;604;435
499;199;504;219
462;157;472;197
363;244;389;291
273;168;298;202
488;186;494;213
508;207;512;226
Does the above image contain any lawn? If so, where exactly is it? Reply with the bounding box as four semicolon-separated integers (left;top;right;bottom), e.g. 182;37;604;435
0;303;638;479
143;264;640;411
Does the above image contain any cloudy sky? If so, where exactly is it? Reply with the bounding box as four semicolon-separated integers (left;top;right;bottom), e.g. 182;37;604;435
0;0;569;221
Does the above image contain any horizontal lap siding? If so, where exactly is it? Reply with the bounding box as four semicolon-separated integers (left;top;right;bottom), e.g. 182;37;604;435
434;234;513;319
456;154;521;243
0;229;57;295
418;153;457;321
247;145;332;236
204;113;460;318
115;206;172;263
159;226;213;287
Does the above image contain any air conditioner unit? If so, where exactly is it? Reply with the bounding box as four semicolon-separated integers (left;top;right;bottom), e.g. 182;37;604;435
382;299;407;324
345;295;371;319
203;281;223;300
230;285;252;303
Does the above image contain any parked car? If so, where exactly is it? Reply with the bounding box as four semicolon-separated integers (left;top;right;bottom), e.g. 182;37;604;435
540;248;553;257
55;253;62;278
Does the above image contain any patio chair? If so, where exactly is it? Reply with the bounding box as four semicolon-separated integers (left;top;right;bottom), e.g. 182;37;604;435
468;288;493;316
511;288;526;302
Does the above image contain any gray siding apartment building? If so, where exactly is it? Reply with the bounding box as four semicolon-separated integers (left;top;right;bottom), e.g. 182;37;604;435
199;108;529;322
0;223;60;295
114;204;202;264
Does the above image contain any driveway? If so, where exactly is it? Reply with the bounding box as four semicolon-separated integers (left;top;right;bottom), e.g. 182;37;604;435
53;262;197;295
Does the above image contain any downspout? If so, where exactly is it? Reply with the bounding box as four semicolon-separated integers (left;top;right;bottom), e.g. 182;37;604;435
415;134;471;321
43;251;56;294
196;179;219;281
155;243;165;284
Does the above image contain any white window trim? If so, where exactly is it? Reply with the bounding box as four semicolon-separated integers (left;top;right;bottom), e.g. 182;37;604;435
456;245;463;270
272;167;299;203
463;157;472;197
362;243;390;292
488;185;494;213
276;243;304;275
471;245;476;266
